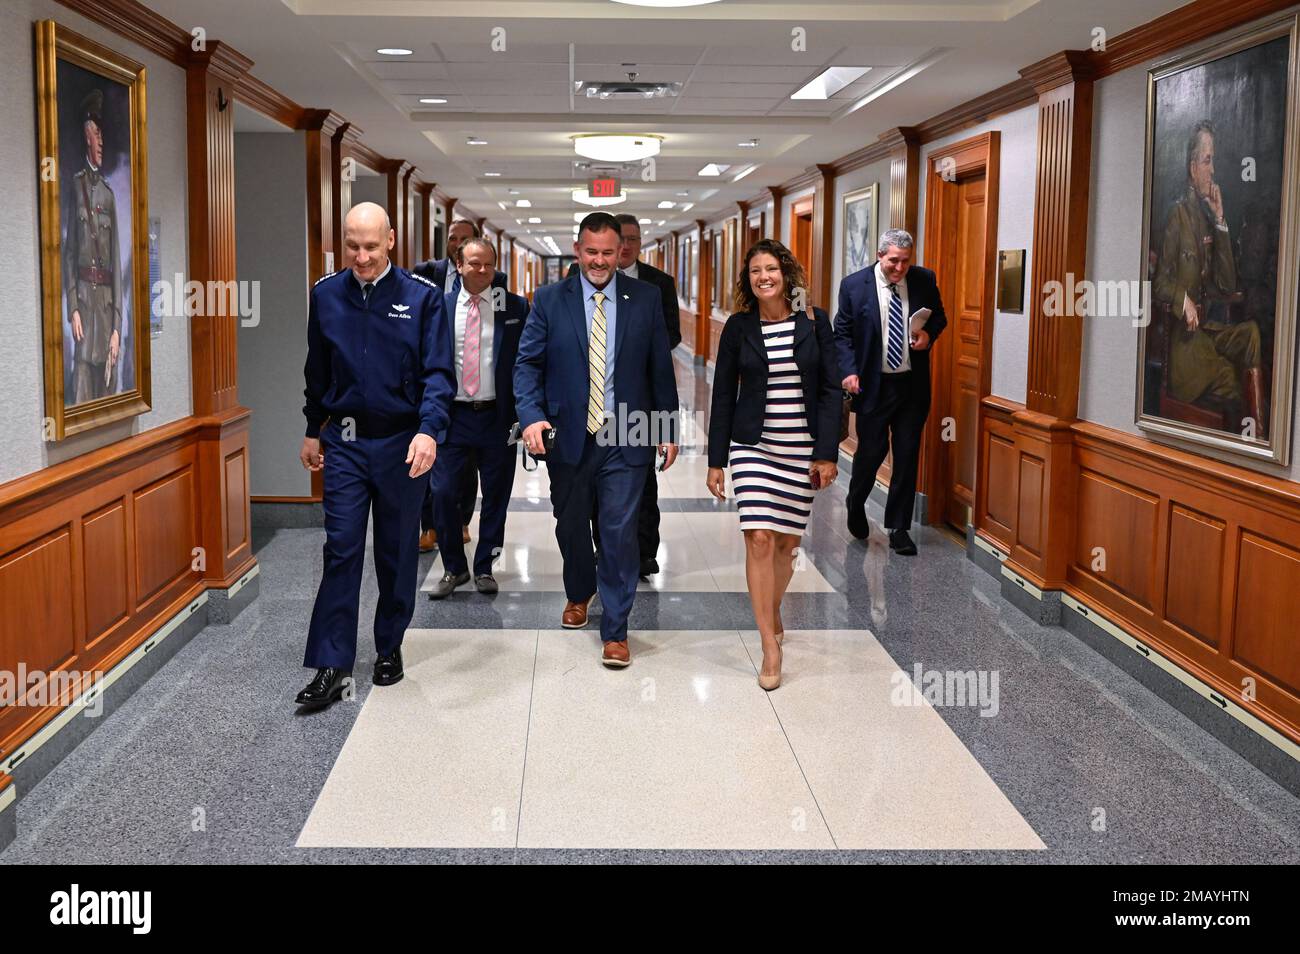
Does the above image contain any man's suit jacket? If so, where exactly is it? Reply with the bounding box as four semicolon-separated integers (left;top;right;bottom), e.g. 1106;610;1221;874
514;271;677;467
567;260;681;349
414;257;509;297
443;287;530;437
834;262;948;413
708;308;843;468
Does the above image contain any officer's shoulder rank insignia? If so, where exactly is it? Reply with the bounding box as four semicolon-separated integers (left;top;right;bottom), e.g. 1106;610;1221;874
410;272;438;290
313;268;344;287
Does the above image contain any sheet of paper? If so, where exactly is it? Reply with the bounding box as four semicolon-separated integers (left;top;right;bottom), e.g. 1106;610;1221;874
909;307;932;335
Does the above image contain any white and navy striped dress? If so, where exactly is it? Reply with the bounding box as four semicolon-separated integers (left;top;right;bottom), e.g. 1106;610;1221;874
728;318;815;534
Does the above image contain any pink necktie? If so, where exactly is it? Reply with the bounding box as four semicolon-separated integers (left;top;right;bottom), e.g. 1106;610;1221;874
463;295;481;397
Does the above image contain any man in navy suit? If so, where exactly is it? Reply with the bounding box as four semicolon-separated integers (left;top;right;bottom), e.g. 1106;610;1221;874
514;211;679;667
427;238;528;598
413;219;508;552
835;228;948;555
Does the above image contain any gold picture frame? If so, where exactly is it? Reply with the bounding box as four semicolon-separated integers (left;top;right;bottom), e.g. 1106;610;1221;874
36;20;151;440
1134;14;1300;469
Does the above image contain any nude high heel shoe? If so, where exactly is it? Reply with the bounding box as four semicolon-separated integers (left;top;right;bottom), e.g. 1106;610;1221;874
758;644;782;691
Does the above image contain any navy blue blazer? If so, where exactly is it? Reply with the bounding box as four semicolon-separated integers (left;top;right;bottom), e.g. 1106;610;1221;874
414;257;509;297
443;287;530;433
513;271;678;467
707;308;842;468
833;262;948;413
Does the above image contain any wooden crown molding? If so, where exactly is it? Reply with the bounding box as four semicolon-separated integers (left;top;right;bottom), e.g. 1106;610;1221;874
56;0;190;65
234;72;303;128
1093;0;1298;78
877;125;921;152
186;40;254;85
916;79;1036;143
347;139;386;173
300;108;348;137
1019;50;1095;94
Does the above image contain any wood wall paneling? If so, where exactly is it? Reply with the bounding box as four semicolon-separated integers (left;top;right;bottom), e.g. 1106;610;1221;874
81;500;130;648
1165;504;1226;648
0;530;76;679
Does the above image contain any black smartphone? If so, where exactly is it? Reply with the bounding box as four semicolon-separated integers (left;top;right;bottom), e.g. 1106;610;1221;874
657;446;668;471
810;468;822;490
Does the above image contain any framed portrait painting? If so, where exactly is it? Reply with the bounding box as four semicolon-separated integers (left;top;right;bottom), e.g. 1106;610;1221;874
842;184;878;279
36;20;151;440
1136;15;1300;469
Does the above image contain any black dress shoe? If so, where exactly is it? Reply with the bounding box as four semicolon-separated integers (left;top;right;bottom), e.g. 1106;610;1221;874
846;497;869;539
888;529;918;555
295;667;352;707
474;574;499;594
639;557;660;578
373;648;404;686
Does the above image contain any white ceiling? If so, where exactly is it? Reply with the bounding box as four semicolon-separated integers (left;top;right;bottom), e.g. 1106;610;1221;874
187;0;1184;255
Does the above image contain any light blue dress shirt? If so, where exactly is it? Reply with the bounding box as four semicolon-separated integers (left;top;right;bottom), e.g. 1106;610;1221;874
579;270;617;415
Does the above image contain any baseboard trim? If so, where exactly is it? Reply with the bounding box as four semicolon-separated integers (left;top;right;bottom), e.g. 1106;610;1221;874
2;591;209;795
962;524;1300;793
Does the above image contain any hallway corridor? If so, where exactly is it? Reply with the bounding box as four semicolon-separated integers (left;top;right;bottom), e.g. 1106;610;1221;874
3;355;1298;864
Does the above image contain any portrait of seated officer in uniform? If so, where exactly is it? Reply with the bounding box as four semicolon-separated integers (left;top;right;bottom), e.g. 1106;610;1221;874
1152;119;1267;435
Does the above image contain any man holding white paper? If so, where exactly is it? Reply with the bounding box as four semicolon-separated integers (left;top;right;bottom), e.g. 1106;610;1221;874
834;228;948;554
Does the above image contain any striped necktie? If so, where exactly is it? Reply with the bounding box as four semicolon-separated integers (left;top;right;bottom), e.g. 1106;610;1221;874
886;282;905;370
463;294;481;397
587;291;607;434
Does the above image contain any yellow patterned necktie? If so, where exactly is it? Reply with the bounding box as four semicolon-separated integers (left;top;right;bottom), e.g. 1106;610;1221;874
587;291;607;434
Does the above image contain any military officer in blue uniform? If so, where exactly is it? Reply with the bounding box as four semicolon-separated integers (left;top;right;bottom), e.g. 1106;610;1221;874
295;201;456;708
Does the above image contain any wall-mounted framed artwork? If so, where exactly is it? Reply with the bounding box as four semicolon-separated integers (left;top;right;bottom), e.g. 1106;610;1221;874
841;184;878;279
1136;14;1300;469
35;20;151;440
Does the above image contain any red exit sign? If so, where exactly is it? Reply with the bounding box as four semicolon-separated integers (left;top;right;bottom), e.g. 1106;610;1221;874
587;176;621;199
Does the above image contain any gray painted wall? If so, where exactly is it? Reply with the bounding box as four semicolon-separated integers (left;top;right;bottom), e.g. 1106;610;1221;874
235;132;310;497
1;0;191;485
918;104;1039;404
1084;55;1300;481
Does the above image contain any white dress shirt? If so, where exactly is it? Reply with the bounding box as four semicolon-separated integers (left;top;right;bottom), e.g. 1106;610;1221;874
875;265;911;373
442;257;458;294
454;286;495;401
621;262;639;280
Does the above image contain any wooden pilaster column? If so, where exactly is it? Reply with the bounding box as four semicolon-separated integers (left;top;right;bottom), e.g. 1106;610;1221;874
300;109;347;282
378;159;413;268
695;218;711;360
809;163;836;309
1006;50;1096;588
185;41;254;585
765;186;784;240
401;166;417;267
879;126;921;234
332;121;363;258
415;181;435;262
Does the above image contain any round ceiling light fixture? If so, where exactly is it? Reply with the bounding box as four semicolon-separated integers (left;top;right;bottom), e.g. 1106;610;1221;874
572;133;662;163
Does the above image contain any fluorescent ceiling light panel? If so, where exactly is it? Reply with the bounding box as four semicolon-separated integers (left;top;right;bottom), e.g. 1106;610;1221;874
697;163;730;177
791;66;871;100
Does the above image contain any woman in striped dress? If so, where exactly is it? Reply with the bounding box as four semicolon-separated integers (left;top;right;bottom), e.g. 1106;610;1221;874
706;240;844;690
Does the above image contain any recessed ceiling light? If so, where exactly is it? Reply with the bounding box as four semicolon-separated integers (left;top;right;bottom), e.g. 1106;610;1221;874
467;136;488;146
573;133;662;163
656;219;666;226
515;199;532;207
657;200;674;209
377;48;413;55
675;191;689;197
638;218;652;224
697;163;730;177
507;189;519;195
484;172;502;177
528;216;542;224
681;202;695;212
498;202;508;210
419;97;447;104
791;66;871;100
738;138;758;147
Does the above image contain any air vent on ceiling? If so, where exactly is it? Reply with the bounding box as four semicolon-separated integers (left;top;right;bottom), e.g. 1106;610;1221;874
576;72;681;100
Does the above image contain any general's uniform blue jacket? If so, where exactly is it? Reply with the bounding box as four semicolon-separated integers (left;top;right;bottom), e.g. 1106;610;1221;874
302;266;456;441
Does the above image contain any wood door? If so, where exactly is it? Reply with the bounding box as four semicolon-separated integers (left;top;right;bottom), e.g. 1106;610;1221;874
920;131;999;534
789;196;814;277
939;173;987;530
